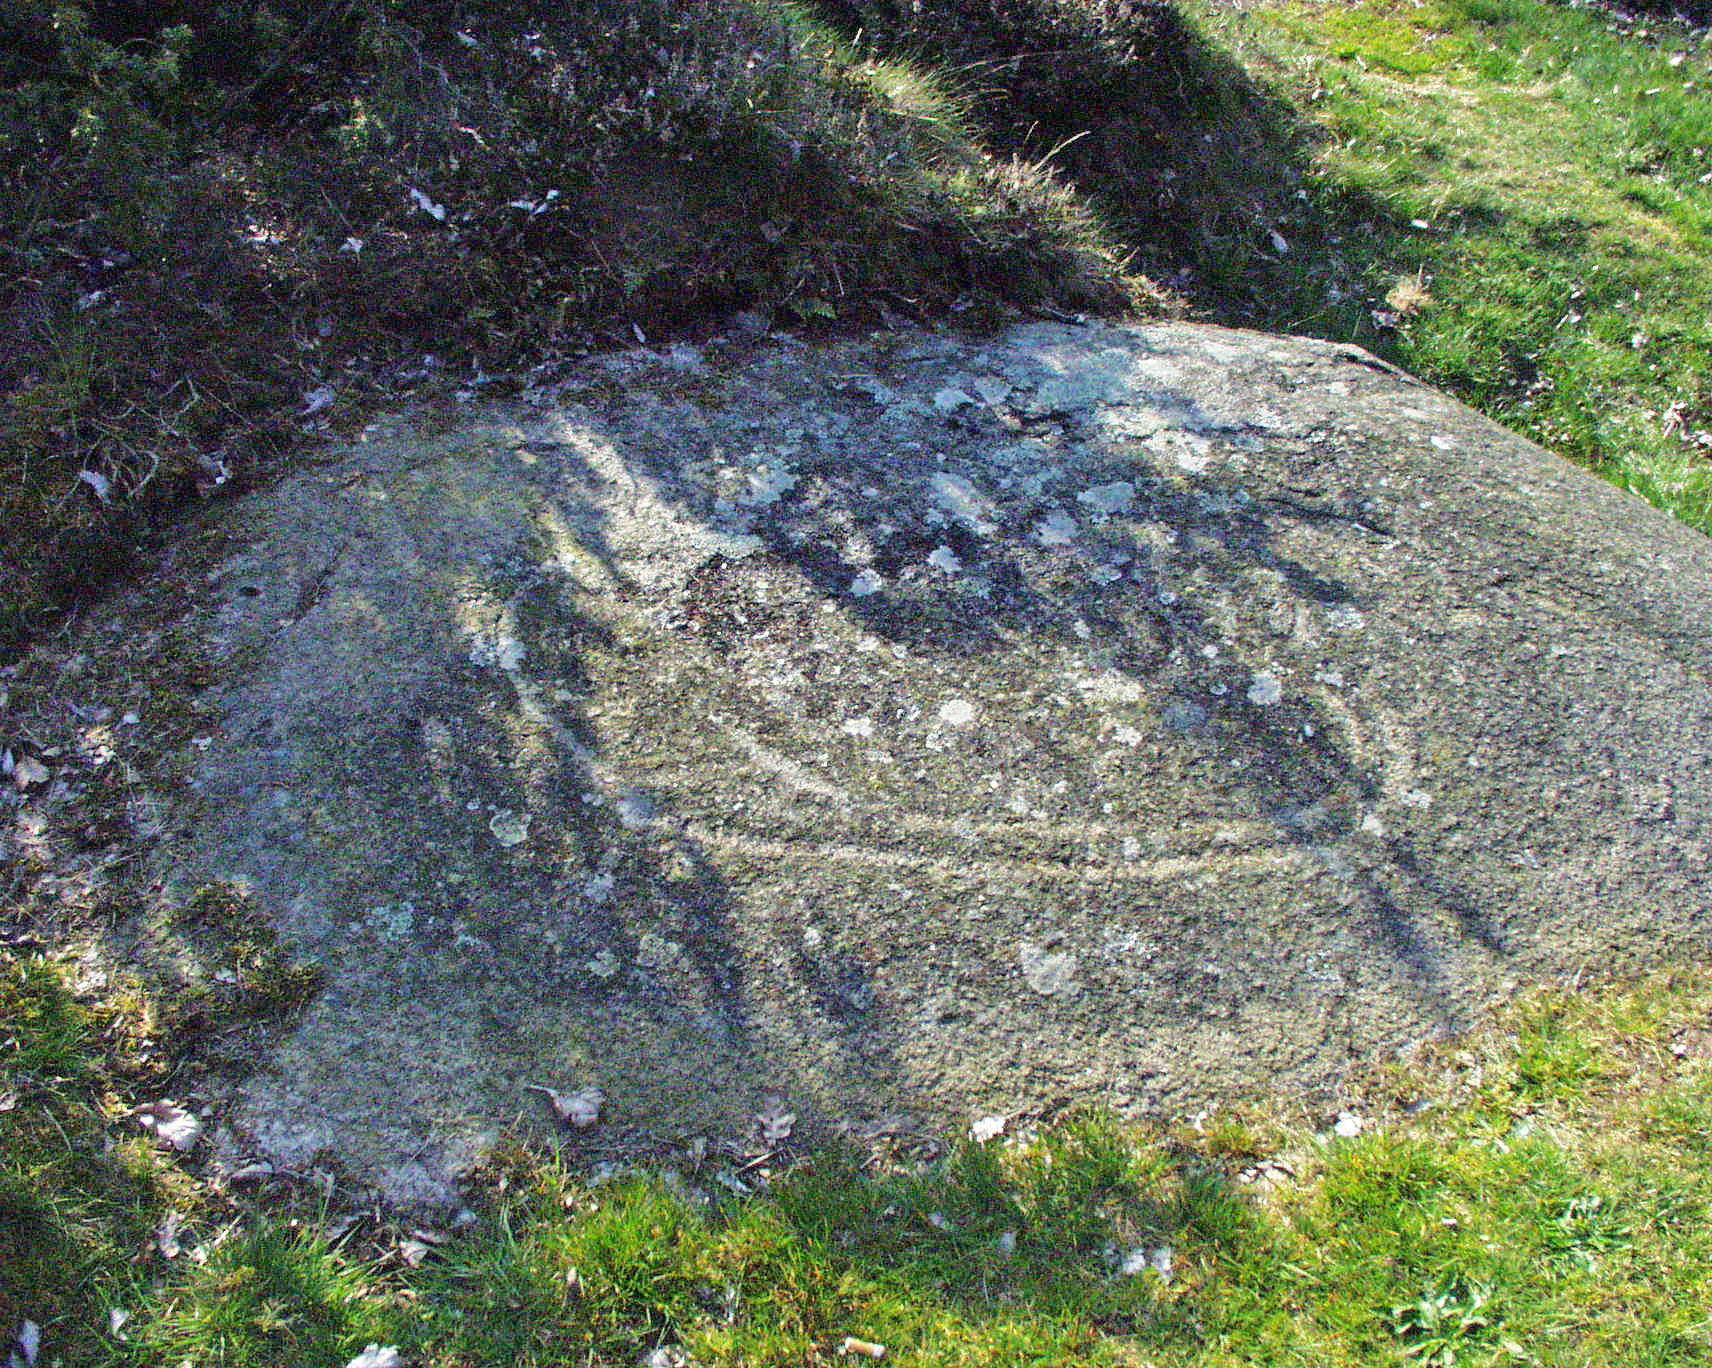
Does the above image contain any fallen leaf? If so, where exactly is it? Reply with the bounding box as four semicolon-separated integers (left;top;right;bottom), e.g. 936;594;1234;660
408;186;447;221
108;1308;130;1340
1333;1110;1365;1138
345;1346;402;1368
77;469;113;503
301;385;336;416
15;1322;39;1367
1268;228;1290;254
526;1084;603;1128
157;1212;182;1258
755;1093;795;1144
969;1114;1007;1144
11;755;48;790
129;1100;203;1152
995;1229;1017;1257
925;1211;950;1231
1117;1245;1173;1280
838;1336;886;1360
398;1238;431;1268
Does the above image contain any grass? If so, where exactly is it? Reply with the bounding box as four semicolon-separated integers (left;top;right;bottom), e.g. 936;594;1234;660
1177;0;1712;531
818;0;1712;534
5;946;1712;1365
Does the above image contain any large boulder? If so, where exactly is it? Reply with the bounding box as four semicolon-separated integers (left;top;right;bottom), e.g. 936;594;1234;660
174;319;1710;1206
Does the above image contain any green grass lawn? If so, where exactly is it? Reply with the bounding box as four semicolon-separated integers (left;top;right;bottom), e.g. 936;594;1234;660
1181;0;1712;532
6;952;1711;1366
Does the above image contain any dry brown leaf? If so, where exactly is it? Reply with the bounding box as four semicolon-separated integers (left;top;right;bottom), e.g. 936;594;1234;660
1384;270;1434;319
525;1083;603;1128
129;1100;203;1152
838;1337;886;1360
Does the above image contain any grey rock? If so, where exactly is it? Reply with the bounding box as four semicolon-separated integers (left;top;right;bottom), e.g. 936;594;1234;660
148;319;1712;1206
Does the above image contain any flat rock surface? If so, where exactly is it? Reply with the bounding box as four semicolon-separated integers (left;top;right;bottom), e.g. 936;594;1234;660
166;319;1710;1206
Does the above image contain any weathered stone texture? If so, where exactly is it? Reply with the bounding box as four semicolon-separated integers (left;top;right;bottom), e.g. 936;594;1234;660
171;319;1711;1206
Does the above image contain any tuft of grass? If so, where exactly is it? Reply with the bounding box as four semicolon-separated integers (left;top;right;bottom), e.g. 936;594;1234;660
120;1223;400;1368
0;955;166;1356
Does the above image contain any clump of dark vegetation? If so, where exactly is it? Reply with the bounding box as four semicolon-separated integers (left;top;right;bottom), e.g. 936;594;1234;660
0;0;1170;658
172;882;323;1017
805;0;1348;309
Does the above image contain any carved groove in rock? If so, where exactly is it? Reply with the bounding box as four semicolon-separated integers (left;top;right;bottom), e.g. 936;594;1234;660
165;320;1710;1207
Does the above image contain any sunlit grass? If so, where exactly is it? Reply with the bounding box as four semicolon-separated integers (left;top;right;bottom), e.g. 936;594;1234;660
7;946;1711;1367
1185;0;1712;534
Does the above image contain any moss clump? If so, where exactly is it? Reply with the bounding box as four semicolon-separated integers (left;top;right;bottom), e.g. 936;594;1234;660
175;882;322;1018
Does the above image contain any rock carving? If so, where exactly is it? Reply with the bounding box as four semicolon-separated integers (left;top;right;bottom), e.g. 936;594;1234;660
149;318;1712;1208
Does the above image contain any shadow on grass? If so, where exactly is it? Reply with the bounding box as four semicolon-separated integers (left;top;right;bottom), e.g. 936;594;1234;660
398;1118;1275;1364
804;0;1454;342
